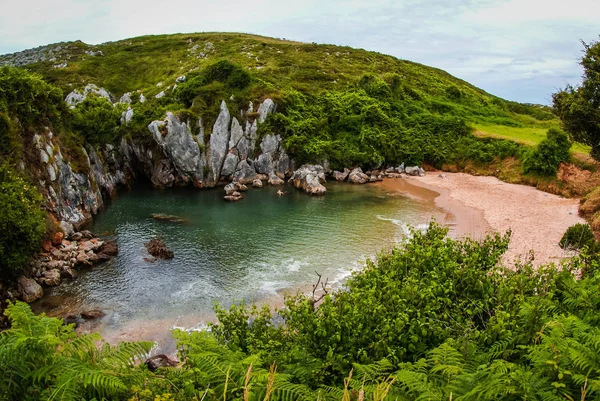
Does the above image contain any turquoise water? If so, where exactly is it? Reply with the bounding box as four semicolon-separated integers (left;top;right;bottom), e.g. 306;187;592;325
34;182;443;344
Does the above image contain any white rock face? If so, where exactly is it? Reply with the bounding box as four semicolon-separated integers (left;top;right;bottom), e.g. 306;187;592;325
208;101;231;185
149;112;206;182
65;84;113;107
257;98;275;123
120;92;132;103
121;107;133;125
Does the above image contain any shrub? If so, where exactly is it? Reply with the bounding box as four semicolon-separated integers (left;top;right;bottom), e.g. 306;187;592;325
0;165;45;276
174;60;251;106
559;223;596;251
71;95;122;145
522;127;571;176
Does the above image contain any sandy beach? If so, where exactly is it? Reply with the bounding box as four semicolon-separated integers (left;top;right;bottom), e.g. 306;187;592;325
378;173;585;266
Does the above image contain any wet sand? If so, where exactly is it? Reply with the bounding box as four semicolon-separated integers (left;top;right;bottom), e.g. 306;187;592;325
380;173;585;266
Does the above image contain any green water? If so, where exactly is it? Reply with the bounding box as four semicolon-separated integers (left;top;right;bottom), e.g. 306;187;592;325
34;182;442;344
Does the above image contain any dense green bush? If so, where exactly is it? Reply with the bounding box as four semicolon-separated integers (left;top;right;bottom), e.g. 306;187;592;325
559;223;596;251
0;66;65;130
0;165;45;276
175;60;252;107
4;224;600;400
522;128;571;176
71;95;123;145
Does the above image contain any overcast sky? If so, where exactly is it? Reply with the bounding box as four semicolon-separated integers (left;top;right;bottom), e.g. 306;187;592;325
1;0;598;104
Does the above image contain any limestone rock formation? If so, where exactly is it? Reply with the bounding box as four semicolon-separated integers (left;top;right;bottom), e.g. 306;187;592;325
208;101;231;185
288;165;327;195
65;84;113;107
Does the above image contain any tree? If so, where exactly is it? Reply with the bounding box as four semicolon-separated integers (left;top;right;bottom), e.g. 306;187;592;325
553;39;600;160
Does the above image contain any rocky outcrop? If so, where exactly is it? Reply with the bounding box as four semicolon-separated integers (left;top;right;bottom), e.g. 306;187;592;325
288;165;327;195
348;167;369;184
27;232;120;292
208;101;231;185
33;97;292;230
65;84;113;107
149;113;206;186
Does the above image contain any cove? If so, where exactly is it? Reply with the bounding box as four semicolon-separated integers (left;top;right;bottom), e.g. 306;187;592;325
33;181;448;349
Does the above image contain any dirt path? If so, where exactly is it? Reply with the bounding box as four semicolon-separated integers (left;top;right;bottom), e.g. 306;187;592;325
378;173;585;266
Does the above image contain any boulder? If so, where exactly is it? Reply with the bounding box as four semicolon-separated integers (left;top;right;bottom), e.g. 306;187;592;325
268;173;285;186
288;165;327;195
232;159;257;184
252;179;263;188
405;166;425;176
396;163;405;173
145;354;178;372
51;232;64;246
333;168;350;182
61;267;76;280
81;309;105;320
17;276;43;303
42;269;61;286
97;240;119;257
348;167;369;184
224;182;237;195
145;238;174;259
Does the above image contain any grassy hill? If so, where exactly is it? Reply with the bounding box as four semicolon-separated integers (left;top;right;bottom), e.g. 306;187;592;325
1;32;555;125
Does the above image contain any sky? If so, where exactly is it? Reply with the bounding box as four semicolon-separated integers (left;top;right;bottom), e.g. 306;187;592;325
1;0;598;104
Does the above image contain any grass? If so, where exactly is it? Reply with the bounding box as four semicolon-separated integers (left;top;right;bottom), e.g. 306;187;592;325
474;123;591;155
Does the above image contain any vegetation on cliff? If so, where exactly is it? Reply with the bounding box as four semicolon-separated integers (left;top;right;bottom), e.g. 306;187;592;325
2;224;600;400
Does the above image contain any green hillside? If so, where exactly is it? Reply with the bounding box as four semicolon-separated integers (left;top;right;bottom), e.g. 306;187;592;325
0;32;562;170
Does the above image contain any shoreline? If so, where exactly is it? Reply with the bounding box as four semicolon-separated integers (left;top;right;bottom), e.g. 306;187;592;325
35;172;586;353
383;172;585;266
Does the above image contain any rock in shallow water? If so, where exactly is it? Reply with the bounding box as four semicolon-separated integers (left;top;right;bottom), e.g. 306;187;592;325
81;309;105;320
145;238;174;259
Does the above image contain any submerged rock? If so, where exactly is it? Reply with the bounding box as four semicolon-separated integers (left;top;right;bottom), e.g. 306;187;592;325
145;238;174;259
81;309;105;320
288;165;327;195
151;214;188;224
